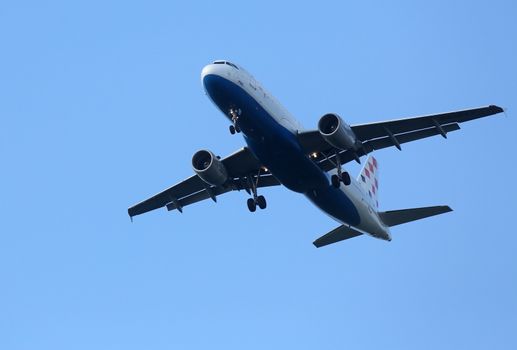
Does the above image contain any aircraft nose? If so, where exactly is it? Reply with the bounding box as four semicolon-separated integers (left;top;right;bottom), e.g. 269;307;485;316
201;64;214;80
202;73;227;100
201;64;228;95
201;64;222;91
201;63;227;80
201;65;237;110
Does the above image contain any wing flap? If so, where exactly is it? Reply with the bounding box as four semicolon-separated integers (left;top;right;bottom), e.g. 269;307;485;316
367;123;460;151
165;174;281;211
352;105;503;141
128;175;205;217
317;123;460;172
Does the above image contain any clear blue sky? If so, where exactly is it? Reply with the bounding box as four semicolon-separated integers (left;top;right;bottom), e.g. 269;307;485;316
1;1;516;349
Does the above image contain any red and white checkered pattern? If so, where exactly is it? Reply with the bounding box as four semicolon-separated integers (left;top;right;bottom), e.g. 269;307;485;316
357;155;379;208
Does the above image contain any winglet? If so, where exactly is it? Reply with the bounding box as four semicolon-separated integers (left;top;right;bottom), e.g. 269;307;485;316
489;105;504;114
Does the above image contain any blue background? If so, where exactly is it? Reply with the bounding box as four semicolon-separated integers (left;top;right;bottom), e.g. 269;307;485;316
1;1;516;349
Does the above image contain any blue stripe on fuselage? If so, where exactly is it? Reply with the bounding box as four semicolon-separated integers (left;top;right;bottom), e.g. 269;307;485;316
203;74;360;226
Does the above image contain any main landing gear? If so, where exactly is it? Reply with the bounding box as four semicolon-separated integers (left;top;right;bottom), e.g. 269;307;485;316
245;169;267;212
331;151;351;188
247;195;267;212
229;108;241;135
331;172;351;188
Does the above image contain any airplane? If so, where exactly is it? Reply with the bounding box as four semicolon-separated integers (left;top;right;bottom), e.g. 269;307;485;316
128;60;503;248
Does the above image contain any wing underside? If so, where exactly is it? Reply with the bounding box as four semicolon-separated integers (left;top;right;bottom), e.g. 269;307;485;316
128;147;280;218
298;105;503;170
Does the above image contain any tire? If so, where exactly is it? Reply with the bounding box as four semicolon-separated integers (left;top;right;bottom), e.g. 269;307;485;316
331;174;340;188
235;124;241;133
247;198;256;212
229;125;236;134
342;172;351;186
256;195;267;209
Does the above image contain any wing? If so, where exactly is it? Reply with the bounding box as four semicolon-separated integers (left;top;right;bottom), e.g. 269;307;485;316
298;105;503;171
128;147;280;218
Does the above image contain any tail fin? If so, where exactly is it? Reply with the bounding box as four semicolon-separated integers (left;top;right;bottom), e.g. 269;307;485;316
357;155;379;209
378;205;452;227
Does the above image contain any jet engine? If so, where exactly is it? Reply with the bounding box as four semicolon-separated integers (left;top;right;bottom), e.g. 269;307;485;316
318;113;361;151
192;150;228;186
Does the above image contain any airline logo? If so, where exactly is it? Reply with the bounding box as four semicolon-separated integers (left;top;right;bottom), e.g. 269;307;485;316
360;156;379;208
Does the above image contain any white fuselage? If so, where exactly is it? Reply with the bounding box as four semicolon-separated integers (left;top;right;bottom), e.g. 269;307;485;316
202;61;391;240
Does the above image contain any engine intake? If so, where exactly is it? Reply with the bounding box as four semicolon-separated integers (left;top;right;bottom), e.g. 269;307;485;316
318;113;360;151
192;150;228;186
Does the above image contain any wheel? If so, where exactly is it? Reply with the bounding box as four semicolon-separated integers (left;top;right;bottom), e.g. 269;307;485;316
342;172;351;186
331;174;340;188
235;124;241;133
229;125;236;134
247;198;256;212
256;195;267;209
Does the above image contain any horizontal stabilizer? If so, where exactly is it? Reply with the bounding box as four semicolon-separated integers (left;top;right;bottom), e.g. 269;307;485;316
313;225;363;248
378;205;452;227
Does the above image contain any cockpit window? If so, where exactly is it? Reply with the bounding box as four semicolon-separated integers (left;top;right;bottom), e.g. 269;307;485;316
212;60;239;70
226;62;239;69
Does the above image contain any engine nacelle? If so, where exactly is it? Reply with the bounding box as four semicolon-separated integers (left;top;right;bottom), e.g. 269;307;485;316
318;113;360;151
192;150;228;186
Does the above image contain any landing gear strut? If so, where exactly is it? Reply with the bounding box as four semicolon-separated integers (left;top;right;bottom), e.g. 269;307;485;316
246;169;267;212
229;108;241;135
331;151;351;188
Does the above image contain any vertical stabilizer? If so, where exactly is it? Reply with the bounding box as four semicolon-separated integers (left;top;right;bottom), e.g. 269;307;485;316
357;155;379;209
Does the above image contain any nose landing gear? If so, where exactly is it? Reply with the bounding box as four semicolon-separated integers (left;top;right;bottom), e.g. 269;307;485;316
229;124;240;134
229;108;241;135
